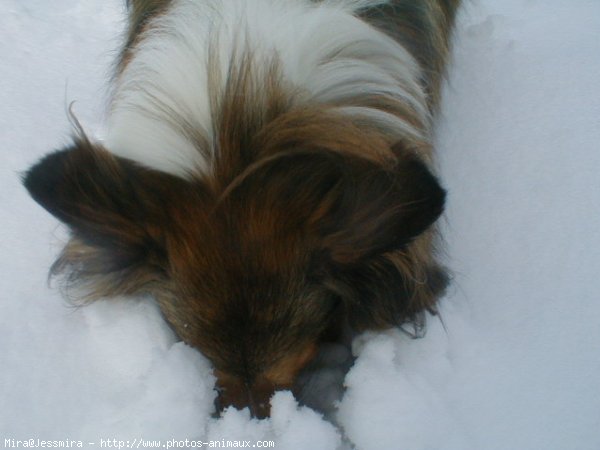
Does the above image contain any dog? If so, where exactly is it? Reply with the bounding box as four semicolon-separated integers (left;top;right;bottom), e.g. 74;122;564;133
24;0;459;418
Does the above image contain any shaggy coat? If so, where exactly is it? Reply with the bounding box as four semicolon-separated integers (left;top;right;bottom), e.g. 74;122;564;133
24;0;459;418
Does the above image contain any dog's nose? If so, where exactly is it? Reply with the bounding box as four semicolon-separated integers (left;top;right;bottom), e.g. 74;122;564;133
213;380;273;419
246;386;271;419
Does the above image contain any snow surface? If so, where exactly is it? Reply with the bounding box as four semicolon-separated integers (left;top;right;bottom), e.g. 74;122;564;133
1;0;600;448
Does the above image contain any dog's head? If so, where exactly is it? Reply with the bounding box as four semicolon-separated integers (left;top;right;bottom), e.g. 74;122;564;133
23;128;445;417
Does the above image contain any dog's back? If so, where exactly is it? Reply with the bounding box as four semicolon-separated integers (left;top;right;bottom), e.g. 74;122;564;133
112;0;458;173
124;0;459;103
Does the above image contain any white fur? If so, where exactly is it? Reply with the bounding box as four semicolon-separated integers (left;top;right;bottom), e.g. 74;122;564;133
105;0;428;177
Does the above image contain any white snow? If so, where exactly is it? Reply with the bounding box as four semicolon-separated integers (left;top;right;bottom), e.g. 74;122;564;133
1;0;599;449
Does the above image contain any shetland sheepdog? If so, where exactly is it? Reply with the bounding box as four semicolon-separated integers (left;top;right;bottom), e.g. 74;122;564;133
24;0;459;418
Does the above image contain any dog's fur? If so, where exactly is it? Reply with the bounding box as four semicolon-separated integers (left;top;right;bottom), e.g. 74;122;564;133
24;0;459;418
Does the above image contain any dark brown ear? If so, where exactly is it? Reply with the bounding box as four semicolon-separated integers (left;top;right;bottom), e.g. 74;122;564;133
22;137;189;297
310;152;446;266
227;147;446;332
230;148;444;263
304;150;446;331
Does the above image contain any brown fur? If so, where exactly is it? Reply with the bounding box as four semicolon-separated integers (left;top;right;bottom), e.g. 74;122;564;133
118;0;174;73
